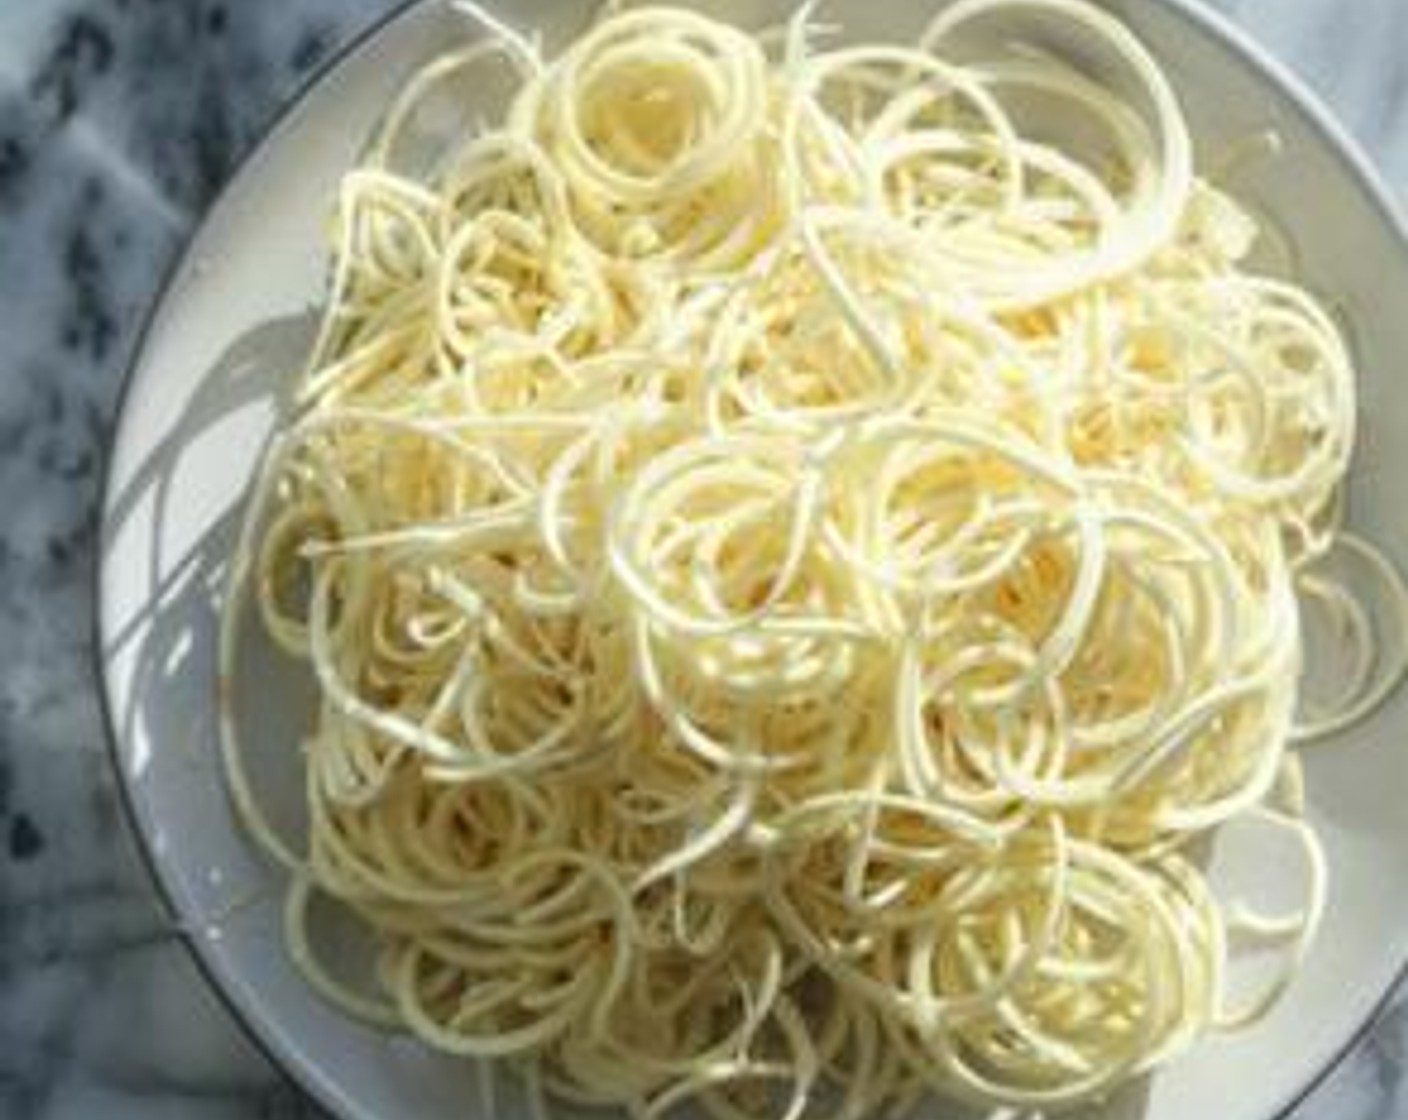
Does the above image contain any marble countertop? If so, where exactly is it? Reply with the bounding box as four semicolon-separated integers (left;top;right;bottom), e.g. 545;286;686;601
2;0;1407;1117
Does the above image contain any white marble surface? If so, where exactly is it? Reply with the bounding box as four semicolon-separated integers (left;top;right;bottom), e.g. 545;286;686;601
1;0;1407;1117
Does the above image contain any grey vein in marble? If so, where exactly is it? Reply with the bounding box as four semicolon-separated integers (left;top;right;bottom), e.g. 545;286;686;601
0;0;1406;1117
0;3;398;1116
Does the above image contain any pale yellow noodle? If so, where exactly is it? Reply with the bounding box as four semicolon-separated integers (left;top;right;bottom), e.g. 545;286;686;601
218;1;1408;1115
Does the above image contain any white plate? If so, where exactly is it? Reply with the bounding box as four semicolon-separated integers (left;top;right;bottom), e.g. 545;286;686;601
96;2;1408;1118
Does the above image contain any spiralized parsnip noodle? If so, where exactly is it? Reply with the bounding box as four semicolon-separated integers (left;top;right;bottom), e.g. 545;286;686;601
219;0;1408;1114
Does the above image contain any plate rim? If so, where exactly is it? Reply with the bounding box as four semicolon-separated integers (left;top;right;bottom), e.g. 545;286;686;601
92;1;1408;1118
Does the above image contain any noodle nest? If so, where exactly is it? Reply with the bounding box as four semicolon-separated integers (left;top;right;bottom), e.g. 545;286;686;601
220;1;1408;1115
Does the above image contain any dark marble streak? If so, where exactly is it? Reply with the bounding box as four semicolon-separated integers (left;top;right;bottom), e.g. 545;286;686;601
13;0;385;213
0;108;197;1120
0;1;396;1116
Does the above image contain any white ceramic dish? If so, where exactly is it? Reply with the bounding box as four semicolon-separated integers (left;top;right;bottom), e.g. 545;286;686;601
97;1;1408;1118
